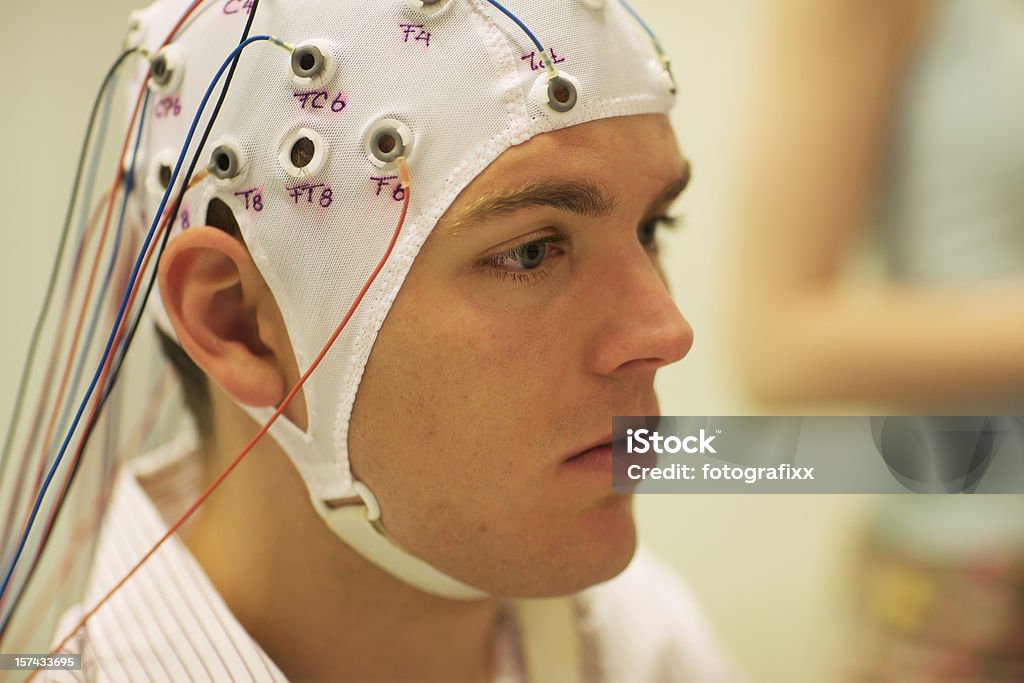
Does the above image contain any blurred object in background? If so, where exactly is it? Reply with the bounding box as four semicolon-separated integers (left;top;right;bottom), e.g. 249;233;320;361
726;1;1024;681
877;0;1024;288
853;496;1024;682
727;0;1024;413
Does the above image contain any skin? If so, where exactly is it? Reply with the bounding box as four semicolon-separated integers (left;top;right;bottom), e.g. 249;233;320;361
729;0;1024;411
158;113;692;682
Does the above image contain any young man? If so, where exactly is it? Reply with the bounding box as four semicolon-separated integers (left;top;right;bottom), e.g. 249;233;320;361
44;0;738;680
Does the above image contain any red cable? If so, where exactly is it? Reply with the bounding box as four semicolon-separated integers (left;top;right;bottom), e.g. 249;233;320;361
3;374;168;656
1;90;147;611
49;180;412;657
3;180;201;630
29;91;147;499
23;0;204;519
1;0;208;609
0;192;111;553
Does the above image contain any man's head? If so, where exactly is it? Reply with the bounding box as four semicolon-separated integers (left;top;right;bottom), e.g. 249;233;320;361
162;113;691;596
136;0;683;597
350;114;691;595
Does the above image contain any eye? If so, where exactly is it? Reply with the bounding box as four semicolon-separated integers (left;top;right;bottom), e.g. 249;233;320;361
514;241;547;269
482;234;567;285
488;235;564;272
639;215;679;250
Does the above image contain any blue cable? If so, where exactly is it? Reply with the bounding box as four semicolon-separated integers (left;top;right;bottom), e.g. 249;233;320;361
45;93;150;472
0;35;276;603
0;51;133;561
483;0;545;54
0;83;122;596
617;0;657;41
617;0;675;92
5;94;147;595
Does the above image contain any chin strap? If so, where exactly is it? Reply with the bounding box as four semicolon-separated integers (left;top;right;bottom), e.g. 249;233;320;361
313;481;489;601
315;481;583;682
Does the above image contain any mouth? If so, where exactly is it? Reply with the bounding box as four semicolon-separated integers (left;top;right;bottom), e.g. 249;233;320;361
562;441;616;475
562;416;661;476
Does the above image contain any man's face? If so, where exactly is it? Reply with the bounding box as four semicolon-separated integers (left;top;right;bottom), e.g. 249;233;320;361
349;114;692;597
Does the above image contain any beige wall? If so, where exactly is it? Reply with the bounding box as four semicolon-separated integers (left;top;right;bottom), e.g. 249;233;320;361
0;2;870;681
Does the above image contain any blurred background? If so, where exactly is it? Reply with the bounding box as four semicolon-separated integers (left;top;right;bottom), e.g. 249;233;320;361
2;1;1023;682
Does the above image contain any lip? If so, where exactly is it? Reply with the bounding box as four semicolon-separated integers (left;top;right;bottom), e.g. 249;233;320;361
562;442;615;474
564;435;616;462
562;416;661;462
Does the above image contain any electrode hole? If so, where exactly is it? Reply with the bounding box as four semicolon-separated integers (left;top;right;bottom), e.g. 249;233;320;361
149;46;184;92
152;57;168;80
280;127;327;177
364;119;412;168
158;164;172;188
540;73;580;114
290;43;328;81
208;142;244;181
377;134;396;155
290;137;316;168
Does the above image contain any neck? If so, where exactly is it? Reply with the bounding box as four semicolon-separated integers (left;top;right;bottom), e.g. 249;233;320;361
181;389;500;683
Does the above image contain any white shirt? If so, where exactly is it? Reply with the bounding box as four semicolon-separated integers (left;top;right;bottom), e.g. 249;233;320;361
46;437;738;682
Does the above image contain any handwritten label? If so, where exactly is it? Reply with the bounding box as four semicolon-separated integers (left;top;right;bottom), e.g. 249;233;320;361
223;0;254;14
180;209;191;229
155;96;182;118
286;183;333;208
521;48;566;72
370;175;406;202
234;188;264;212
399;23;432;48
292;90;347;113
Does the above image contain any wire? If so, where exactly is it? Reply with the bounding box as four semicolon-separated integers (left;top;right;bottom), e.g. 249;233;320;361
24;82;147;530
0;93;150;638
616;0;655;40
483;0;545;54
617;0;675;91
93;0;266;426
26;0;267;603
0;48;136;549
42;92;149;479
50;160;413;657
0;33;279;609
0;191;111;563
1;0;265;638
0;86;150;613
3;371;170;658
0;0;209;561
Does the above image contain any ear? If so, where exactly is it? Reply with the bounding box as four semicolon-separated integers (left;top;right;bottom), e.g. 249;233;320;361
158;226;301;416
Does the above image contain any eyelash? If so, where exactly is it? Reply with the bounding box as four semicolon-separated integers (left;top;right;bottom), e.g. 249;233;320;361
484;234;567;285
484;215;681;286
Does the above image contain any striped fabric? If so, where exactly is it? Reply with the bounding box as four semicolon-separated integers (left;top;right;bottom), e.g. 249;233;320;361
46;437;738;682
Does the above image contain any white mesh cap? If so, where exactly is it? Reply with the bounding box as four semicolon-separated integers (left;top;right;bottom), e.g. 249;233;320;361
128;0;675;598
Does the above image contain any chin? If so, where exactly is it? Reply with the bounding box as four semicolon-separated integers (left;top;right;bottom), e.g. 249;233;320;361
513;495;638;598
578;494;638;584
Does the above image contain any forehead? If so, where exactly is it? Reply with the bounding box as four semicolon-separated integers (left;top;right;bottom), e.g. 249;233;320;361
441;114;684;219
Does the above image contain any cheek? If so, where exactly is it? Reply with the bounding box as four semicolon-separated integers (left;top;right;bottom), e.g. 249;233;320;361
347;271;635;594
353;289;570;492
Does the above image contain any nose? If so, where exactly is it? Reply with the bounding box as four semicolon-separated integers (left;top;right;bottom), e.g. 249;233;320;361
585;249;694;376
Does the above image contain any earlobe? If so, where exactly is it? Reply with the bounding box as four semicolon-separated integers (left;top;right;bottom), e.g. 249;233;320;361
158;226;288;409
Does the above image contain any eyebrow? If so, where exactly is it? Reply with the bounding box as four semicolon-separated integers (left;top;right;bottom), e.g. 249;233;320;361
443;163;691;237
653;163;691;211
